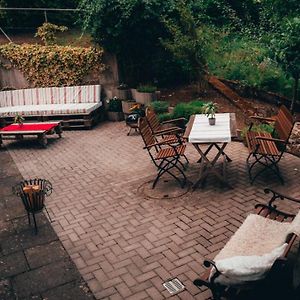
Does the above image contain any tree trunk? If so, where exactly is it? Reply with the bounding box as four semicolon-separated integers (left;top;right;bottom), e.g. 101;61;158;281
290;76;299;113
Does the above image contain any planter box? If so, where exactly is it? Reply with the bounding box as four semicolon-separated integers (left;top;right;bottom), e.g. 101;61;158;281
122;100;137;114
131;89;157;106
113;88;131;100
107;111;124;121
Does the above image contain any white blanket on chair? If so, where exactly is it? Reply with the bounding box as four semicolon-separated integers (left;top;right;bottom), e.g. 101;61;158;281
208;211;300;286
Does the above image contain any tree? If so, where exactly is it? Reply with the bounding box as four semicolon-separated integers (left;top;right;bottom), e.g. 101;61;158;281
79;0;180;85
161;1;208;92
271;17;300;112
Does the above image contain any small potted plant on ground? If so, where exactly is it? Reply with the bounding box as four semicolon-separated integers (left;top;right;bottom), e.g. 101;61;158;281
132;84;158;106
107;97;124;121
203;102;217;125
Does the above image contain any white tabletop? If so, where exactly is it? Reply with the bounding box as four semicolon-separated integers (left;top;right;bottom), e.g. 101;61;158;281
188;113;231;143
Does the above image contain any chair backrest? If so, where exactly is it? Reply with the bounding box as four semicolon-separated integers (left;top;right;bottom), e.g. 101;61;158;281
274;105;294;142
138;117;157;148
145;107;161;133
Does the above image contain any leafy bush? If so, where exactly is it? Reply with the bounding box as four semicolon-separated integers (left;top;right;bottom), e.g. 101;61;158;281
137;84;157;93
161;100;205;121
0;43;105;87
207;30;294;98
108;97;122;112
35;22;68;45
158;112;173;122
150;101;169;114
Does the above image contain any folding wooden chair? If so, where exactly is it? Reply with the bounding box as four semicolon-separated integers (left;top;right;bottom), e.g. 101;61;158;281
246;105;295;184
138;117;187;189
145;107;186;138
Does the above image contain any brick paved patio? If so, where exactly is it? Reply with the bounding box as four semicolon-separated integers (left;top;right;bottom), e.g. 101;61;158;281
4;121;300;299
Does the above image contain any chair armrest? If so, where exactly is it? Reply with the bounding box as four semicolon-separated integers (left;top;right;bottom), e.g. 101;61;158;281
154;127;183;135
264;188;300;206
255;136;287;144
250;115;275;123
144;138;181;149
162;117;187;125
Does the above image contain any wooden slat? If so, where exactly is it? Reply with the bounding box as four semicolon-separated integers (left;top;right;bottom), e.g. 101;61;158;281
267;210;278;220
276;214;286;222
183;115;195;140
230;113;237;137
258;207;270;217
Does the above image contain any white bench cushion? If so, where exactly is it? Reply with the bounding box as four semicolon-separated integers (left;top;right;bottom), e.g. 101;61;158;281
0;102;102;117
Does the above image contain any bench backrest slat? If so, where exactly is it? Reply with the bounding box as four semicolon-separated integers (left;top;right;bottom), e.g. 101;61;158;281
274;105;294;142
0;85;101;107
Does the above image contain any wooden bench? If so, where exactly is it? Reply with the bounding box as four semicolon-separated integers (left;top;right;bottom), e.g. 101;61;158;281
193;188;300;299
0;85;103;129
245;105;295;184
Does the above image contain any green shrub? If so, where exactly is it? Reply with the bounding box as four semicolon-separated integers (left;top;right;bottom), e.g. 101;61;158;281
108;97;122;112
207;30;294;98
162;100;205;121
241;123;274;139
158;113;173;122
137;84;157;93
150;101;169;114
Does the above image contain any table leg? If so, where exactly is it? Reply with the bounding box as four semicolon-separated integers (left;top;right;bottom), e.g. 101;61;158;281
192;143;232;189
197;144;214;163
38;133;47;148
214;143;232;162
55;124;63;138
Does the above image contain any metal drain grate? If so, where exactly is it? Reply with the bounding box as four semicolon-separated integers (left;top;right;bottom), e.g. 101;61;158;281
163;278;185;294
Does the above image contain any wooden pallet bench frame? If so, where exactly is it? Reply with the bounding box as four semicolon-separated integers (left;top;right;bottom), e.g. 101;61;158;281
0;85;104;129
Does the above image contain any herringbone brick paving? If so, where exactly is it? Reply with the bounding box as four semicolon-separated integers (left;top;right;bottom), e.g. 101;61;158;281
5;121;300;299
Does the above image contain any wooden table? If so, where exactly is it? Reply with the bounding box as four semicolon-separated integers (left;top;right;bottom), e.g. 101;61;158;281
184;113;237;189
0;122;62;148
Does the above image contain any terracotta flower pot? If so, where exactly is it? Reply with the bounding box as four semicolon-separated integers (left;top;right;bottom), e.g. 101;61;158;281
131;89;157;106
113;88;131;100
209;118;216;125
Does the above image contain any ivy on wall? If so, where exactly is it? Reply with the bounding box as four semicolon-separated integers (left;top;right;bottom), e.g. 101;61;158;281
0;43;106;87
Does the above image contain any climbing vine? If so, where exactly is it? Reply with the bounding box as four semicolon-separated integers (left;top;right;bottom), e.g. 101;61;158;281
0;43;106;87
35;22;68;46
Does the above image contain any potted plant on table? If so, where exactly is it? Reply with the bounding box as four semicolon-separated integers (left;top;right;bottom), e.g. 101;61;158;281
14;113;25;126
107;97;124;121
203;102;217;125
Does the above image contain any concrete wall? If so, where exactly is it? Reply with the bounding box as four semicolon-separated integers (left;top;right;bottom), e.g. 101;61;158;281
0;52;119;97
